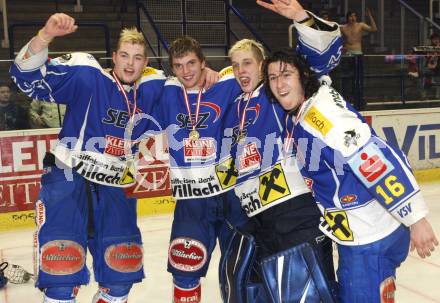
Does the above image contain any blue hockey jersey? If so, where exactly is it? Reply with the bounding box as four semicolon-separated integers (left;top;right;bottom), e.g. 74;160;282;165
10;42;165;187
229;12;343;216
289;85;428;245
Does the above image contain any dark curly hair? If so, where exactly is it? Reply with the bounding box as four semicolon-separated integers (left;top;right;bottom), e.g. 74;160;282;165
262;48;321;106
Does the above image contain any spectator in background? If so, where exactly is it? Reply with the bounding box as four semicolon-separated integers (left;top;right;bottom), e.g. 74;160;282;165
340;9;377;55
0;82;29;131
422;32;440;98
29;99;66;128
340;9;377;109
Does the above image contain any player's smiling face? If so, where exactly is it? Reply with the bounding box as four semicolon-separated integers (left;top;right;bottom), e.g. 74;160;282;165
267;61;305;111
172;51;206;90
231;49;262;93
112;42;148;84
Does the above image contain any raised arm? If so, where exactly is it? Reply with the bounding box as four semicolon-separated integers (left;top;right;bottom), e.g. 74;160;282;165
361;8;377;32
256;0;308;22
28;13;77;55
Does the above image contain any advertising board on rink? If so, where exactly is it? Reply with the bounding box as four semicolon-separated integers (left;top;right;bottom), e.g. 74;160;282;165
362;108;440;170
0;129;172;231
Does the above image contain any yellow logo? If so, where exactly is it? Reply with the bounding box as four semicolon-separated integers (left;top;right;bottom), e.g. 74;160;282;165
219;66;233;79
304;106;333;137
215;157;238;189
323;210;353;241
120;161;135;185
258;164;290;205
141;67;157;77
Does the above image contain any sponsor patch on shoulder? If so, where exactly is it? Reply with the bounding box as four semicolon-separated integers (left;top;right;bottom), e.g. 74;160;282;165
219;66;233;78
142;67;157;76
304;106;333;137
168;238;207;272
347;142;394;187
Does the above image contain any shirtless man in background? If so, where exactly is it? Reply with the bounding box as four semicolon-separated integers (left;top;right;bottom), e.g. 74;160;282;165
341;8;377;55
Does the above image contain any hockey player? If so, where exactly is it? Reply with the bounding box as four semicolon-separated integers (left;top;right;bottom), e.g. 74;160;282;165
219;1;341;301
10;13;218;303
263;48;439;302
157;35;249;303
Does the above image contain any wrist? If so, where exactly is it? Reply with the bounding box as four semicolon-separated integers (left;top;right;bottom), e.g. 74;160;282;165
37;29;54;44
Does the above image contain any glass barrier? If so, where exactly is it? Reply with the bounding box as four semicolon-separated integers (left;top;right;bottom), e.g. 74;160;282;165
1;53;439;133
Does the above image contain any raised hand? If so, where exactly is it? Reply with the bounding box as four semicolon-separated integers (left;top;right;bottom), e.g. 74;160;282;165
40;13;78;41
256;0;308;22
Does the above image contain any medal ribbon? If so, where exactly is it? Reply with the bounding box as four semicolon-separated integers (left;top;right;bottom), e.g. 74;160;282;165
182;87;203;133
237;91;253;139
112;71;137;135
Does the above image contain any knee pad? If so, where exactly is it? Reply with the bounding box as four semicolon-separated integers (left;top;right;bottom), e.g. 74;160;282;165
43;286;80;302
260;242;336;303
219;228;256;303
173;276;201;303
92;285;130;303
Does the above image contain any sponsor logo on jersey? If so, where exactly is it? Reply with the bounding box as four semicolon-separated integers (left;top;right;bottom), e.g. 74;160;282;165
104;242;143;273
239;188;262;216
171;177;221;198
72;153;135;187
348;142;394;187
238;142;261;174
183;138;216;162
40;240;85;275
219;66;233;78
380;277;396;303
303;177;313;190
339;194;359;207
259;164;290;205
343;129;360;147
104;135;133;156
329;88;345;109
321;210;353;241
215;157;238;189
141;67;157;77
304;106;333;137
35;200;45;228
168;238;207;272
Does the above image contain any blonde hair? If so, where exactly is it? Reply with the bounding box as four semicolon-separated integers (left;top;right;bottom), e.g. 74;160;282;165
228;39;266;63
116;27;147;55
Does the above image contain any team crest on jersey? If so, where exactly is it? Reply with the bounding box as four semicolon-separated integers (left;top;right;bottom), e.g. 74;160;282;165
347;142;394;187
168;238;207;272
238;142;261;174
322;210;353;241
258;164;290;205
215;157;238;189
304;106;333;137
183;138;216;162
219;66;233;78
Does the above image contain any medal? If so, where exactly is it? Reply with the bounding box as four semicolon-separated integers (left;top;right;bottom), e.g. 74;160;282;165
238;132;246;144
182;87;203;141
189;129;200;141
237;91;253;144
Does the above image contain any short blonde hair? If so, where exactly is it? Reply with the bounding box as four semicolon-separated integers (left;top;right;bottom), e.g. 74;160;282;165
117;27;147;55
228;39;266;63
